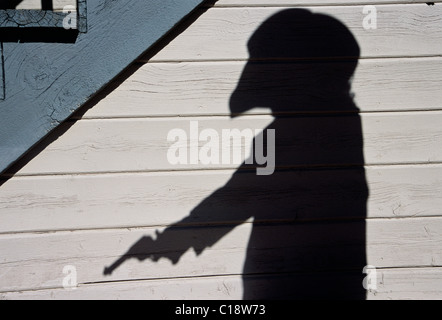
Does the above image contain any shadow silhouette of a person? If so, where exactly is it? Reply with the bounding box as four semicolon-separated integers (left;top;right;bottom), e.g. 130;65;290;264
104;9;369;300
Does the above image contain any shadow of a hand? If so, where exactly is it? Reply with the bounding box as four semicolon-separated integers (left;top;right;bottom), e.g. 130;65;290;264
103;231;183;276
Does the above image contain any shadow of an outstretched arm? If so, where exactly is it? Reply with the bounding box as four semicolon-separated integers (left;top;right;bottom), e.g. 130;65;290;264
103;179;254;276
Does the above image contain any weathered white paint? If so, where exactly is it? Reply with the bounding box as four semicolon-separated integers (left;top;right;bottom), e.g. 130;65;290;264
15;0;442;10
0;217;441;293
0;165;441;234
82;57;442;119
213;0;442;6
4;112;442;175
0;0;441;299
149;5;442;61
3;267;442;300
16;0;441;11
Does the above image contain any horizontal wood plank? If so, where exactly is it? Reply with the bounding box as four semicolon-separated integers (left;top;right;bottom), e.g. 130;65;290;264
0;217;441;293
148;5;442;61
83;58;442;119
2;0;441;300
2;267;442;300
6;112;442;175
213;0;442;6
1;165;442;233
12;0;442;11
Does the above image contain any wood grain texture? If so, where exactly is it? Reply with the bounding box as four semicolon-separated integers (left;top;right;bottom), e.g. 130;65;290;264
149;5;442;62
0;217;441;293
13;0;442;10
0;0;441;300
5;112;442;175
2;267;442;300
0;0;205;173
213;0;442;6
0;165;442;234
82;57;442;119
0;10;68;28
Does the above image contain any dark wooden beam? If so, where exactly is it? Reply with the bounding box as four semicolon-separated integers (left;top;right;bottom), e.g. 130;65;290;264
0;0;207;173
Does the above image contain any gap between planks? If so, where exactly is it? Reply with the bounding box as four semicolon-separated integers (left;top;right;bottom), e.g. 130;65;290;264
3;162;442;179
73;106;442;121
2;266;442;297
0;215;440;238
72;109;442;121
207;1;442;8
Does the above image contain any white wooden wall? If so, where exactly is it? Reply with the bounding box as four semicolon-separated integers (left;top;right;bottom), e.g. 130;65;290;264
1;0;442;300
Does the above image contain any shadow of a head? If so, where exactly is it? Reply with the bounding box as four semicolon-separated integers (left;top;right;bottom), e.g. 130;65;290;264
230;9;361;117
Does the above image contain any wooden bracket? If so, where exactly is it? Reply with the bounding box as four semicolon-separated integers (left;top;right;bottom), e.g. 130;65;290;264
0;0;205;173
0;0;87;100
